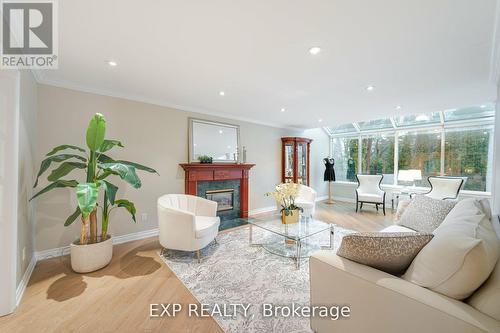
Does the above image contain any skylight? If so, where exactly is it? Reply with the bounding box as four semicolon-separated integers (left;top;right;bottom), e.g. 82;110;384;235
443;104;495;122
357;118;393;131
325;103;494;136
393;111;441;127
329;123;358;134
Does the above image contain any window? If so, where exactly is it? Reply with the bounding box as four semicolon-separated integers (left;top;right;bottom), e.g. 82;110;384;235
361;134;394;184
393;112;441;127
444;127;493;192
444;104;495;122
332;137;358;182
326;103;495;192
326;123;357;134
357;118;393;131
398;131;441;187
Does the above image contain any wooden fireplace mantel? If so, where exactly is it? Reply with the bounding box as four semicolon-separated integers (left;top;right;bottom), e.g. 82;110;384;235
179;163;255;218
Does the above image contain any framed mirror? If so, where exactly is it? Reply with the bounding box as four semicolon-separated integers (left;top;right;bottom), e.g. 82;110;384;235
189;118;240;163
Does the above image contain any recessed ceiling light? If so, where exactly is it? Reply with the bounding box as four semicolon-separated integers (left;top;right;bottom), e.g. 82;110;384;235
309;46;321;55
219;91;225;96
281;108;286;112
395;105;402;110
218;130;223;134
366;85;375;91
318;118;323;123
107;60;117;67
480;104;487;109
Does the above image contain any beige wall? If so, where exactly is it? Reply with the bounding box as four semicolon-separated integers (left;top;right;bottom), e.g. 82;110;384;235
35;85;303;251
17;71;37;285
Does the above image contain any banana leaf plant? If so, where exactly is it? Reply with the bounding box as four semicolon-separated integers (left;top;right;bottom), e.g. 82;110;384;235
31;113;158;245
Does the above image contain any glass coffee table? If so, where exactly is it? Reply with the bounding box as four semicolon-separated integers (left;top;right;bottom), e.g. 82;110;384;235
248;214;334;269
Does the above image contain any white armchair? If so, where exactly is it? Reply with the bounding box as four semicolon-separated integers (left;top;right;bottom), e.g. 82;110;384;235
274;185;317;218
157;194;220;262
295;185;317;217
425;176;464;200
356;174;386;215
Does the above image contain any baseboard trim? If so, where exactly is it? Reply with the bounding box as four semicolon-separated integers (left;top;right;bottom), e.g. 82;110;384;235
16;255;36;306
315;195;328;202
248;206;276;216
35;228;160;261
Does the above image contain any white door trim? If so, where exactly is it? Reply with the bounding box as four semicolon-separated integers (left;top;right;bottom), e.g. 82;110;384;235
0;71;20;316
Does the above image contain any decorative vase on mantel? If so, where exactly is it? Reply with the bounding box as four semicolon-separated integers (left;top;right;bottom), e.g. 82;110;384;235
281;209;300;224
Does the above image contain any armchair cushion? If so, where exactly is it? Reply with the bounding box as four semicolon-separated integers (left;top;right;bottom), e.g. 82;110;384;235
398;195;456;233
357;192;384;203
337;232;433;275
195;216;220;239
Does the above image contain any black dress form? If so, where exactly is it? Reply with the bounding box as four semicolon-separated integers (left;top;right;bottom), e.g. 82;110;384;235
323;158;336;182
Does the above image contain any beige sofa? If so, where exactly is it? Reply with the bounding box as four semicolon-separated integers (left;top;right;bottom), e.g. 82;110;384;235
309;218;500;333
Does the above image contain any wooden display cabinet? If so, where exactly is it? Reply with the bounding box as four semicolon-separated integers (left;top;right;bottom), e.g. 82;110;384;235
281;137;312;186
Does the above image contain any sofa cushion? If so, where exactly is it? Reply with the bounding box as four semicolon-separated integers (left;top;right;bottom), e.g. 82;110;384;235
398;195;456;233
467;257;500;321
381;225;416;233
195;216;220;239
403;199;500;300
337;232;433;275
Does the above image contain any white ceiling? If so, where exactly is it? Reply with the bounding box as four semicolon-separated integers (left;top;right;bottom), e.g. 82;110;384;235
38;0;500;129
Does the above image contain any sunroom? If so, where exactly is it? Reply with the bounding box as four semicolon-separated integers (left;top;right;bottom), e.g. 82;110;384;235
324;103;495;204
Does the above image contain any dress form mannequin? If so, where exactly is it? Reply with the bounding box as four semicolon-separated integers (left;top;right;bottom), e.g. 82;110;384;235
323;157;336;204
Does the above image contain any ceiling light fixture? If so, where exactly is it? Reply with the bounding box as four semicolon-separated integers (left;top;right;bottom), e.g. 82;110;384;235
318;118;323;123
395;105;402;110
281;108;286;112
366;85;375;91
219;130;223;134
480;104;487;109
107;60;117;67
309;46;321;55
219;91;225;96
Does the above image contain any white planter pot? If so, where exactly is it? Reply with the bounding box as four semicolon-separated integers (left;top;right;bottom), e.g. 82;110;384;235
70;236;113;273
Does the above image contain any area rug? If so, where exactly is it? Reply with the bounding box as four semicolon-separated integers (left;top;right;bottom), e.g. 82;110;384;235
159;224;354;333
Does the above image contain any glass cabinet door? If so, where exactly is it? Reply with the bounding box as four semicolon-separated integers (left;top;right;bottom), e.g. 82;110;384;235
284;143;294;182
297;142;307;184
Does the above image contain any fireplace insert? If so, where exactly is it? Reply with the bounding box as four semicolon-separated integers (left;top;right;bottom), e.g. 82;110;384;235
205;189;234;212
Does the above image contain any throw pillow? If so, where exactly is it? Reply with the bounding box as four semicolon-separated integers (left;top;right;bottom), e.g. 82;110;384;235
403;198;500;300
398;195;456;233
337;232;433;275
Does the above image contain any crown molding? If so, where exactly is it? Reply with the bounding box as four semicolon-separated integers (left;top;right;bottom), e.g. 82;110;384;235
36;76;303;131
490;0;500;85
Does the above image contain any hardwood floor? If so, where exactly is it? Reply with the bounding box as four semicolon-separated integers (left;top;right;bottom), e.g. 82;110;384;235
0;201;394;333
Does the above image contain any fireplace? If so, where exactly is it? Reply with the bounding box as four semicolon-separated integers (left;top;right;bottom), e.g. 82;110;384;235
206;189;234;212
179;163;255;221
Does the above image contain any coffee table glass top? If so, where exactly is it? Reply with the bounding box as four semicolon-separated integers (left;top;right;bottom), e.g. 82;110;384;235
248;214;331;241
248;214;334;268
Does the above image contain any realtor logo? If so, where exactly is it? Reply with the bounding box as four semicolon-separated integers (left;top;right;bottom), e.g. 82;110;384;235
1;0;58;69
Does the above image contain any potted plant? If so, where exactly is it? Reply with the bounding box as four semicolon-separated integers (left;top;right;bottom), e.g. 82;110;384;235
31;113;157;273
197;155;213;164
266;182;303;224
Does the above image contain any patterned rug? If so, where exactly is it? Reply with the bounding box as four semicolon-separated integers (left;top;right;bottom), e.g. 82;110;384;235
159;224;354;333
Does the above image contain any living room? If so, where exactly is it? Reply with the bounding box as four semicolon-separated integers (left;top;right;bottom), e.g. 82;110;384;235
1;1;500;332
